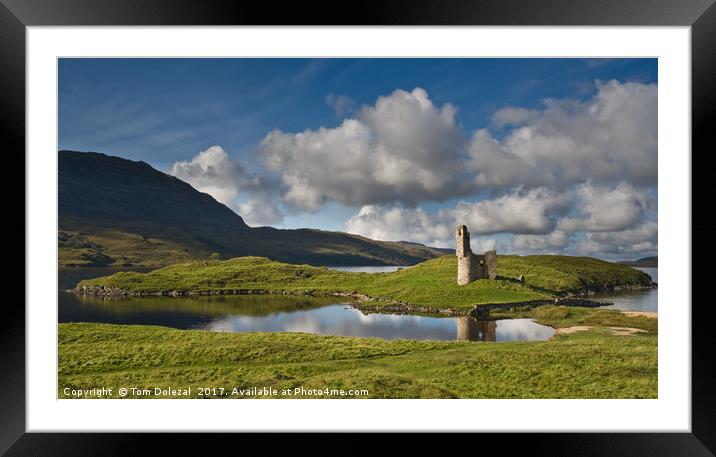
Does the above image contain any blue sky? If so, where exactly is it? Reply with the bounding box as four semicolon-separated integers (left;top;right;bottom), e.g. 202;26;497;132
59;58;658;260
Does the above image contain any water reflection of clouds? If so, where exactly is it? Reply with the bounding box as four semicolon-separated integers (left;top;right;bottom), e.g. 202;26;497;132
60;285;557;342
201;305;554;342
495;319;554;342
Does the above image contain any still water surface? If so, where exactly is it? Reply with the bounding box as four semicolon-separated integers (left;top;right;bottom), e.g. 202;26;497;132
58;292;554;342
592;267;658;313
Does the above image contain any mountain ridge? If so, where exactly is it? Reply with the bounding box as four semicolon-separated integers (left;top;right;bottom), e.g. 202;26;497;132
58;150;451;267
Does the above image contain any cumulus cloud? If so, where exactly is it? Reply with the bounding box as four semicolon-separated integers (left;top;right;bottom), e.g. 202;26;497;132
344;205;452;248
259;88;468;211
491;107;539;128
578;222;657;256
169;81;657;259
170;145;247;207
468;237;502;253
344;203;505;250
510;231;570;254
466;129;534;188
261;80;656;215
344;182;655;256
441;188;571;235
345;188;569;248
236;193;284;228
557;182;652;232
468;80;657;189
169;145;283;226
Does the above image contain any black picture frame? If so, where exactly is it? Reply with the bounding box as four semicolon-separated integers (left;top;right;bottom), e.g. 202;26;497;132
2;0;714;454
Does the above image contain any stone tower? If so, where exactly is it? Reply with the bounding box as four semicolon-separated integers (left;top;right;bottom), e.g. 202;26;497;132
456;224;497;285
456;225;477;285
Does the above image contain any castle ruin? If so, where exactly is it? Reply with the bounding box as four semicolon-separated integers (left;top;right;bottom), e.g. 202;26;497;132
456;224;496;285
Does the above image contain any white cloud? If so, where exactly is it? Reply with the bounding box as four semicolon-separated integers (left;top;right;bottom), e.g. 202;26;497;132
169;145;246;207
169;81;657;258
468;237;502;253
578;222;658;256
557;182;652;232
466;129;534;188
441;188;571;235
169;145;283;226
468;80;657;189
237;193;284;228
259;88;468;211
345;203;504;251
260;81;656;219
344;182;654;257
491;107;539;128
345;188;569;248
344;205;452;248
511;231;570;254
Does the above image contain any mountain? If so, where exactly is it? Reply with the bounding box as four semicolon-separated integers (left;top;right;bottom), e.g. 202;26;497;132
618;256;658;267
59;150;451;267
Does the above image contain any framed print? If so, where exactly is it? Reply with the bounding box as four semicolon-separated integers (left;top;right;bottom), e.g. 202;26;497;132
3;0;715;454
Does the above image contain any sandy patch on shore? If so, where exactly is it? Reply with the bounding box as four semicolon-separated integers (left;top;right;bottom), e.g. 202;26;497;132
608;327;647;336
623;311;657;319
555;326;592;335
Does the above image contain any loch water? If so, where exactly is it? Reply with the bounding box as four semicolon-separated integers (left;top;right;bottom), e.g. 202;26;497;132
591;267;658;313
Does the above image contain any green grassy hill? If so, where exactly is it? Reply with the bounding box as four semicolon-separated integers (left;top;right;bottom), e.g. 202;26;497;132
59;150;450;267
76;255;655;309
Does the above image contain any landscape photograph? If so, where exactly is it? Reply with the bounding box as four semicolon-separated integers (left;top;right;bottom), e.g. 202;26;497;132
58;58;658;399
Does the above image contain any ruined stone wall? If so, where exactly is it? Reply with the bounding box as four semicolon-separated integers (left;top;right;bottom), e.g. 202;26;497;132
472;254;485;279
457;254;477;285
484;250;497;280
457;224;496;285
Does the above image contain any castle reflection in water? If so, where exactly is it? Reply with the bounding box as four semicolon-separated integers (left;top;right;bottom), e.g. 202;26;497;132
456;316;497;342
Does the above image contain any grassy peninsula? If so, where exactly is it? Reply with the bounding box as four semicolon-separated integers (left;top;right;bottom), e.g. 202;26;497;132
75;255;655;311
58;312;657;399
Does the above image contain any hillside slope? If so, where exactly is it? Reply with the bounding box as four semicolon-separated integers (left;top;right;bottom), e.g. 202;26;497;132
618;256;658;267
59;151;449;267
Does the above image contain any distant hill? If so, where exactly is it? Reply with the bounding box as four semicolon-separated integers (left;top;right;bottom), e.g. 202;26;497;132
59;150;451;267
618;256;658;267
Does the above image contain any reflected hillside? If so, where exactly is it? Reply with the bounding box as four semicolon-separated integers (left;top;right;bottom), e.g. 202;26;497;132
60;292;337;318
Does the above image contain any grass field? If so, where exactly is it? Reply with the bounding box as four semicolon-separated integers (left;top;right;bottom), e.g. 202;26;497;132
76;255;654;309
58;309;657;399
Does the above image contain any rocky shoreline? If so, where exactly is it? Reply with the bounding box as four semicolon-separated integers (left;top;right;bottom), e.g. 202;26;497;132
71;279;656;298
351;297;614;318
570;282;657;296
